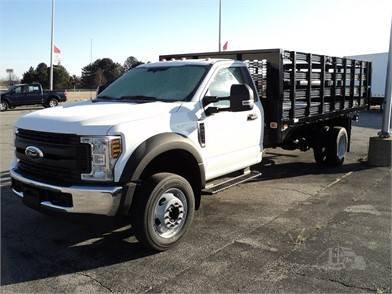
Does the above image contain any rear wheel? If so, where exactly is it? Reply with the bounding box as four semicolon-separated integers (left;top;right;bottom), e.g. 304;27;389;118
130;172;195;251
313;126;330;165
0;100;8;112
313;126;348;166
327;126;348;166
45;98;58;108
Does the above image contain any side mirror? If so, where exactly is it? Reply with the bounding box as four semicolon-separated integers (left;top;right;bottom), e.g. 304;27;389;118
229;84;254;112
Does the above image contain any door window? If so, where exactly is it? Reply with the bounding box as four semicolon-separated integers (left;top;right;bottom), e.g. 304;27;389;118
14;86;22;94
21;86;29;93
207;67;246;108
28;85;40;93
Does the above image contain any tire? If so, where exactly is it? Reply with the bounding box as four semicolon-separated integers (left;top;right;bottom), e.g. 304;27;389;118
130;172;195;251
327;126;348;166
313;126;348;167
0;100;8;112
313;144;329;165
313;126;330;165
46;98;58;108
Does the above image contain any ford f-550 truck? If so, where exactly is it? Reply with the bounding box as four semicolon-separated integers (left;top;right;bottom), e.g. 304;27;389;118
10;49;371;250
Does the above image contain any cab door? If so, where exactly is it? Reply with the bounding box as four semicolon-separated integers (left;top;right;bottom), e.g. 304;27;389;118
199;65;263;180
9;86;23;105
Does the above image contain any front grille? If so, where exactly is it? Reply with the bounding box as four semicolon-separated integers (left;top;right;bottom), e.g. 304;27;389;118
15;129;91;185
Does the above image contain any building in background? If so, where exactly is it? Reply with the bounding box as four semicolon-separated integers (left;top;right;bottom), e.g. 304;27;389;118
346;53;388;109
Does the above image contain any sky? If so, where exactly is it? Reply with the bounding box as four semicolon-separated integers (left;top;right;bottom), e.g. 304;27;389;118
0;0;391;79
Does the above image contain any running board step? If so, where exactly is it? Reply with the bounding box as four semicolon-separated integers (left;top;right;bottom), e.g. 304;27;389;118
202;170;261;195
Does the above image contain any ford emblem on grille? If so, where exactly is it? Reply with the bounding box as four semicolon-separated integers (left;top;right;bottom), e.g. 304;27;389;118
25;146;44;159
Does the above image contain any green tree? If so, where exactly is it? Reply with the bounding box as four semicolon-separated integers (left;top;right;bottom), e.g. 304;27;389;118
21;63;71;89
69;75;81;89
52;65;72;89
123;56;143;71
21;66;37;84
36;63;49;88
81;58;124;89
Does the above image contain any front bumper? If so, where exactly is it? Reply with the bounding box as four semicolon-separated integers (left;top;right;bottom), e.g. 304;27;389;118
10;169;124;216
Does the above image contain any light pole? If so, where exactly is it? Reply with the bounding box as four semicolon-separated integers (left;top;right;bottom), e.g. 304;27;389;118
218;0;221;52
6;69;13;86
380;18;392;138
49;0;55;90
368;18;392;167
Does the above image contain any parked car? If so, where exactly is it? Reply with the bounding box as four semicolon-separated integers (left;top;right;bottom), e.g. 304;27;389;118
0;83;67;111
10;49;371;251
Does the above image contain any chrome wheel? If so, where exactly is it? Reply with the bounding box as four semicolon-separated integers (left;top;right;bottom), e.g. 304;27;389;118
337;132;347;160
0;101;7;111
152;188;188;239
49;99;58;107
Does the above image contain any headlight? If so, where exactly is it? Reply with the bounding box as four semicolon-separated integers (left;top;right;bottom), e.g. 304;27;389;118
80;136;122;181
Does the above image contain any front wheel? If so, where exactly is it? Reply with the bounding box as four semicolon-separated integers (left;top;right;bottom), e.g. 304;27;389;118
0;100;9;112
130;173;195;251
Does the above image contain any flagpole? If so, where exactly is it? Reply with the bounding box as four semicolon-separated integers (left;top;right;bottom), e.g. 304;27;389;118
90;38;93;64
50;0;55;90
218;0;221;52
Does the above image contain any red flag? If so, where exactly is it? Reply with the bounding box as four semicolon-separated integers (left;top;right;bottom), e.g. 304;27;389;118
54;45;61;54
222;41;228;51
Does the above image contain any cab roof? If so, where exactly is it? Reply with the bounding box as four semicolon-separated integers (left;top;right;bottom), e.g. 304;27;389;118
140;59;243;67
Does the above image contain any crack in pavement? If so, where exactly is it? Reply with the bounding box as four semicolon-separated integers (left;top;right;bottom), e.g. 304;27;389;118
264;186;315;197
76;272;113;293
327;277;377;293
295;272;377;292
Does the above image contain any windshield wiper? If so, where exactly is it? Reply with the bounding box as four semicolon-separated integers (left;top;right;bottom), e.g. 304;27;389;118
119;95;174;102
120;95;160;101
93;95;116;102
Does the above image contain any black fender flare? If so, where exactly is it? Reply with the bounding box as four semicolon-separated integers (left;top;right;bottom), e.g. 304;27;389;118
118;132;206;214
120;132;205;184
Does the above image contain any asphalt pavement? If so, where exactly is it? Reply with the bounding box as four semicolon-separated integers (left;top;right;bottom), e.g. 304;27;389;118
0;108;391;293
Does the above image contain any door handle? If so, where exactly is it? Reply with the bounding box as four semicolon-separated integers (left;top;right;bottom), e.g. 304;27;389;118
247;113;258;121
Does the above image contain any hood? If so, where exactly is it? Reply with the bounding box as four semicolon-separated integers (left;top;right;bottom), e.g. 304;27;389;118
16;100;182;135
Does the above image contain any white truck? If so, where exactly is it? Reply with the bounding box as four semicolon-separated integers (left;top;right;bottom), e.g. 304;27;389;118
11;49;371;250
346;52;387;109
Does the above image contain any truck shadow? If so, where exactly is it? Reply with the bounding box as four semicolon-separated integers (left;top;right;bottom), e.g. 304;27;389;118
1;155;371;286
1;188;157;286
252;155;370;182
4;106;44;112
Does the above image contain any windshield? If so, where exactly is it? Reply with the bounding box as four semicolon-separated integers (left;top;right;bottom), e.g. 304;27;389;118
97;65;209;102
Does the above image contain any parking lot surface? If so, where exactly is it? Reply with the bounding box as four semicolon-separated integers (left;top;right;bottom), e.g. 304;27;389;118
1;108;391;293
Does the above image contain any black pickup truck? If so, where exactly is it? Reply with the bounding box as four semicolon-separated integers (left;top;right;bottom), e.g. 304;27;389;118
0;83;67;111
